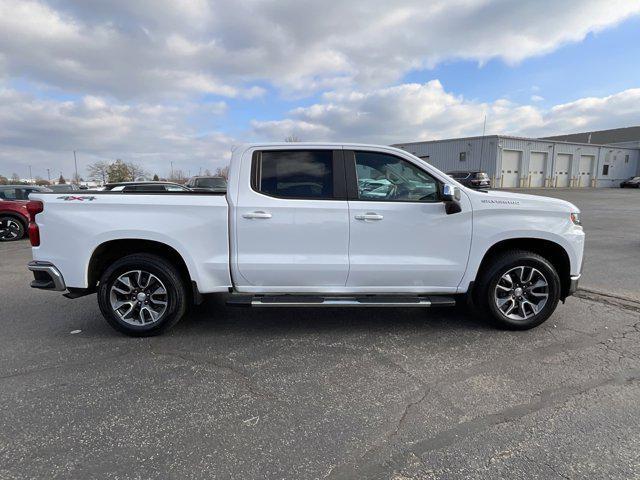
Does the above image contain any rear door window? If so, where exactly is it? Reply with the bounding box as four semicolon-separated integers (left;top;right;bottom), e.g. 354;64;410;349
253;150;335;199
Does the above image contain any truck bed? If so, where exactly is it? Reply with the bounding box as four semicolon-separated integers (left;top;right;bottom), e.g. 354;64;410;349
30;192;232;292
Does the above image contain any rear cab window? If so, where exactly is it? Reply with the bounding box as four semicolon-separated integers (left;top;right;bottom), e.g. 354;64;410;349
251;149;344;200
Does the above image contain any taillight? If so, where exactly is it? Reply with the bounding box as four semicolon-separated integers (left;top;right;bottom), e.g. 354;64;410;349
26;200;43;246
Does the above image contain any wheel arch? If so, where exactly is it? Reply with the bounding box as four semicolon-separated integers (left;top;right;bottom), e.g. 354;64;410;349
475;238;572;300
87;239;196;301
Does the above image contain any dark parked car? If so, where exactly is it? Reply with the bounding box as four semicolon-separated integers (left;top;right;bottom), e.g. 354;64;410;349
48;184;81;193
102;181;191;192
0;185;52;200
186;176;227;192
447;171;491;189
620;176;640;188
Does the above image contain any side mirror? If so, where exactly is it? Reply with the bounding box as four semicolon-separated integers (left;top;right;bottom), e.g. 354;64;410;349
442;183;462;215
442;183;461;202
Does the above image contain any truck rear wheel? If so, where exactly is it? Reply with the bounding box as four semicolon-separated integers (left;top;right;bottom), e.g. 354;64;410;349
476;250;560;330
97;253;187;336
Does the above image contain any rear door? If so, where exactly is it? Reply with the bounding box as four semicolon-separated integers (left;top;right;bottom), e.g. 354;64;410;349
345;149;472;291
234;148;350;290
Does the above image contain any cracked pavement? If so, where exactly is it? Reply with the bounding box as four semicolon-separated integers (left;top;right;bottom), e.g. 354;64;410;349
1;189;639;479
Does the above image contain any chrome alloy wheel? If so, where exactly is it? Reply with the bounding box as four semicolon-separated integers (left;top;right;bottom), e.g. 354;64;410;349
494;266;549;321
109;270;168;326
0;218;21;240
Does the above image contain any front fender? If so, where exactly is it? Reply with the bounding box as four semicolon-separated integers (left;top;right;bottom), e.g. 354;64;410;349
458;208;584;292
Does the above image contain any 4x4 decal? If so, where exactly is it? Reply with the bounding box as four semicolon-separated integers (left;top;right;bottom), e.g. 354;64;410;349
57;196;97;201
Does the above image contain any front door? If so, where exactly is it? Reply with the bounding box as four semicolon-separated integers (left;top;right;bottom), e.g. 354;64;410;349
234;148;350;290
345;150;472;292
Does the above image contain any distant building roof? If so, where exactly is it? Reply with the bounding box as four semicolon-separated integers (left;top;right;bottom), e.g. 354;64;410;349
541;126;640;145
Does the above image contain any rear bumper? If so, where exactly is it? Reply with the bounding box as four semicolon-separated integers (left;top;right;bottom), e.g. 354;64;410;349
567;274;580;297
28;261;66;291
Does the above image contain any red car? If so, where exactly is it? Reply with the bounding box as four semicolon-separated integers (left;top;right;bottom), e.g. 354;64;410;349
0;185;53;241
0;198;30;241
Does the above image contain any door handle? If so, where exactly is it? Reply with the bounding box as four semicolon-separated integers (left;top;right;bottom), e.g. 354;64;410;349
354;213;384;221
242;211;272;219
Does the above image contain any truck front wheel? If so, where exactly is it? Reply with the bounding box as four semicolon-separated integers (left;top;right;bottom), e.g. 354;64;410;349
97;253;187;336
476;250;561;330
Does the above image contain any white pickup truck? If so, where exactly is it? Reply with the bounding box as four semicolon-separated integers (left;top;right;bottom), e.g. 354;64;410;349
27;143;584;336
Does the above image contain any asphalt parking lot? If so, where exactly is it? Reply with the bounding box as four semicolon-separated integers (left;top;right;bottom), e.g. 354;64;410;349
1;188;639;479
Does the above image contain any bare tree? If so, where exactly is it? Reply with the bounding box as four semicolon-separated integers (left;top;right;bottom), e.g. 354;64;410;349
204;169;212;176
284;135;302;142
11;173;20;183
128;162;147;181
87;161;110;184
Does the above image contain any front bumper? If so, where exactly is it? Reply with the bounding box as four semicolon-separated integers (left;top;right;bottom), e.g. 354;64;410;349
28;261;66;291
567;274;580;296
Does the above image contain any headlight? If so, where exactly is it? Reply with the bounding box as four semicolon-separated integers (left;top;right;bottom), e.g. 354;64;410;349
570;212;581;226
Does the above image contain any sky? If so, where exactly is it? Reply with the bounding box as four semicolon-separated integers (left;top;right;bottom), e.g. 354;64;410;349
1;0;640;181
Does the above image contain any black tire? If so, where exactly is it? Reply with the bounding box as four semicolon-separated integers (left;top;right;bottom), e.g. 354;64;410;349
475;250;560;330
0;216;26;241
97;253;187;336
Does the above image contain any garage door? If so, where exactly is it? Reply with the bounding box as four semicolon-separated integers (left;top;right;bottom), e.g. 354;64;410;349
501;150;521;188
554;154;572;188
529;152;547;188
578;155;595;187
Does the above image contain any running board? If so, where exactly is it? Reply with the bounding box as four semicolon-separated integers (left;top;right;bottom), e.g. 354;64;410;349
226;294;456;308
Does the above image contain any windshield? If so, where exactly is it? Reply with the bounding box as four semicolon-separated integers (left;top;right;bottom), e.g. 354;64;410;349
196;177;226;189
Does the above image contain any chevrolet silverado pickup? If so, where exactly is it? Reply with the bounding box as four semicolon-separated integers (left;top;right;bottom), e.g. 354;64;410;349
27;143;584;336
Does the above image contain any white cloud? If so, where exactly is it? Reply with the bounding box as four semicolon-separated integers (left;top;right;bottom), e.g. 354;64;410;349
0;0;638;98
252;82;640;143
2;82;639;180
0;89;233;179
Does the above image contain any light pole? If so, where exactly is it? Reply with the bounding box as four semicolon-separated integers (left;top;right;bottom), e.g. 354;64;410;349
47;168;51;183
28;165;33;184
73;150;79;184
170;161;174;179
